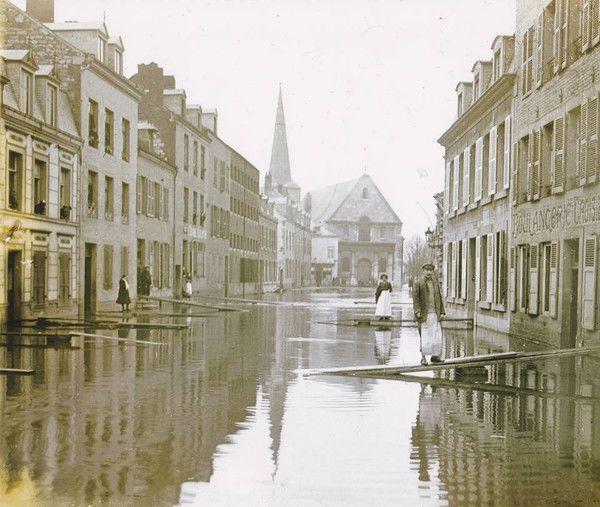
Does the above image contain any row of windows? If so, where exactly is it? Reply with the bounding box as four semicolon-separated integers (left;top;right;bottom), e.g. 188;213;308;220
231;165;259;193
88;98;131;161
137;239;171;290
521;0;600;96
19;68;58;127
515;94;600;202
260;224;276;251
446;117;511;213
445;231;508;308
7;149;74;220
230;196;259;221
183;134;206;178
182;240;205;279
87;172;130;223
96;36;124;75
182;187;205;226
210;205;230;239
231;234;259;253
136;175;169;221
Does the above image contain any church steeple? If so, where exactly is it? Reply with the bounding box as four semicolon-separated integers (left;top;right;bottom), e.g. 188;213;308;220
269;85;292;185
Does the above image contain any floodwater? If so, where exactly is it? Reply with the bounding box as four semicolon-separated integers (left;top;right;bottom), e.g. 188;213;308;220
1;289;600;506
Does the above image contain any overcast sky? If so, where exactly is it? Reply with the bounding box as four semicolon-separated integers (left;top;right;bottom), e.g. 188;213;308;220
14;0;515;237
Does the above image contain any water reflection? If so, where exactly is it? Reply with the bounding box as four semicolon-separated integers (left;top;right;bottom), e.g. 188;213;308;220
1;289;600;505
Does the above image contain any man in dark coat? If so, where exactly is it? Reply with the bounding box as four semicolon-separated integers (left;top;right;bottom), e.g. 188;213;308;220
138;265;152;297
412;263;445;365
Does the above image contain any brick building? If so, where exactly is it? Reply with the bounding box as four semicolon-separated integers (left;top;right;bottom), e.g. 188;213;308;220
0;49;81;323
308;174;403;287
1;0;141;316
136;122;176;298
438;35;515;333
511;1;600;347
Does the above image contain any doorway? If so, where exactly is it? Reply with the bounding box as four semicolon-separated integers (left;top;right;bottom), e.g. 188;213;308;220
84;243;96;316
561;239;579;348
7;250;22;322
356;258;372;285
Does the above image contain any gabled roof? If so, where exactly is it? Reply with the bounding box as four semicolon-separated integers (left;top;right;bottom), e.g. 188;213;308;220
35;64;59;81
308;177;362;225
0;49;37;69
108;36;124;50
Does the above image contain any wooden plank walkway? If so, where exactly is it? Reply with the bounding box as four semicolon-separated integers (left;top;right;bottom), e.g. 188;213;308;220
146;296;248;312
315;317;473;329
302;346;600;377
0;367;35;376
71;332;164;346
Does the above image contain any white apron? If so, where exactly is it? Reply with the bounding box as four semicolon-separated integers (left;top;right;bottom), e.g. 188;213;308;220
375;290;392;317
420;312;443;356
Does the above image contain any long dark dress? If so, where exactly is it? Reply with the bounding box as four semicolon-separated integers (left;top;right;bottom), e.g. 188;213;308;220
116;278;131;304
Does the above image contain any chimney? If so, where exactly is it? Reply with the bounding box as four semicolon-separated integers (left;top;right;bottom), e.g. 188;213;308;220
26;0;54;23
264;173;272;194
201;109;218;135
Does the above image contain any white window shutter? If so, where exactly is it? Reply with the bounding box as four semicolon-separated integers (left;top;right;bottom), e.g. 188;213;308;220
553;117;565;190
593;0;600;45
489;126;497;196
461;239;467;300
526;132;533;201
587;96;598;183
580;101;588;185
445;161;451;215
533;129;541;199
582;0;591;52
475;236;481;301
452;242;458;298
536;14;543;86
443;243;448;297
486;234;493;303
528;244;539;315
504;116;511;190
549;241;558;318
582;236;597;330
453;155;460;211
136;175;141;214
510;246;516;311
553;0;562;74
475;137;483;201
463;147;471;206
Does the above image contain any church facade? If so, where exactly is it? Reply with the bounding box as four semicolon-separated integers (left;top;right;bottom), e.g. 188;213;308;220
307;174;403;287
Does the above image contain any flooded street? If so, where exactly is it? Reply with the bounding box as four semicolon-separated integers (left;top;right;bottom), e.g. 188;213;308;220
1;288;600;506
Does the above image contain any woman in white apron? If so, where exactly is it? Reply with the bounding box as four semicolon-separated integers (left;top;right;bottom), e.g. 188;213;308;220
375;273;393;320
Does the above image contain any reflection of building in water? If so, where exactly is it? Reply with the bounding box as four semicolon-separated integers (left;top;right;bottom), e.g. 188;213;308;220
411;357;600;504
374;329;392;364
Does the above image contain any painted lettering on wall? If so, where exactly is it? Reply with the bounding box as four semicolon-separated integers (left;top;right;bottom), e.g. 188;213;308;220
513;195;600;237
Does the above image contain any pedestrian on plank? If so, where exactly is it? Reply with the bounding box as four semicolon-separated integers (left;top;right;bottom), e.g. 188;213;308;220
375;273;393;320
412;263;445;365
116;274;131;312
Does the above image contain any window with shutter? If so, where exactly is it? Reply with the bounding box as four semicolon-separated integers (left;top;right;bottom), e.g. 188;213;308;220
463;146;470;206
475;236;481;301
528;244;539;315
510;246;517;311
580;101;589;185
461;239;467;300
32;250;47;305
582;0;591;52
486;233;494;303
553;0;562;74
587;96;598;183
489;126;497;196
136;175;142;214
548;241;558;318
504;117;511;190
59;252;71;304
445;161;451;215
552;117;565;191
560;0;568;68
519;245;529;312
443;243;448;297
527;132;534;201
533;129;541;200
583;237;597;330
592;0;600;45
103;244;113;290
475;137;483;201
536;14;544;87
453;155;460;211
452;241;458;298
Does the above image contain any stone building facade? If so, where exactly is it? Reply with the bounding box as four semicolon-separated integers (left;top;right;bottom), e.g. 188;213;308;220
511;0;600;347
136;123;176;298
259;196;278;293
1;0;141;317
0;50;81;322
308;174;403;287
438;35;515;334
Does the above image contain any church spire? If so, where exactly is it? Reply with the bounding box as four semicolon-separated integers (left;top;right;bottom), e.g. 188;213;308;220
269;85;292;185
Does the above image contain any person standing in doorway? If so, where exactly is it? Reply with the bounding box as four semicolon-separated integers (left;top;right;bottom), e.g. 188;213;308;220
412;263;445;365
375;273;393;320
116;274;131;312
138;266;152;297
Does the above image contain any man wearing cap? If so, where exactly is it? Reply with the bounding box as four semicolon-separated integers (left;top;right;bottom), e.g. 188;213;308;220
412;262;445;365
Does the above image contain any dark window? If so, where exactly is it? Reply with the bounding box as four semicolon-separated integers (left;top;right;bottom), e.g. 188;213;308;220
32;250;47;305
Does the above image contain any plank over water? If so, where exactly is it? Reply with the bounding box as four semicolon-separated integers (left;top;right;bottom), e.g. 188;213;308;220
70;332;164;346
0;367;35;375
302;346;600;377
146;296;247;312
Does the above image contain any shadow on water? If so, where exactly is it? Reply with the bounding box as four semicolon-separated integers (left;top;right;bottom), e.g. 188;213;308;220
0;288;599;505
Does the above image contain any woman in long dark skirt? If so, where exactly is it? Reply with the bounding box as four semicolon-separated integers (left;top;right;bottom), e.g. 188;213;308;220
116;274;131;312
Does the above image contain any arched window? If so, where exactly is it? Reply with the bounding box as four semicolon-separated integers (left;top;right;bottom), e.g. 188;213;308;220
362;188;368;199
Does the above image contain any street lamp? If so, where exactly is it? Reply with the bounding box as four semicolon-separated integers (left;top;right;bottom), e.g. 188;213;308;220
425;226;434;248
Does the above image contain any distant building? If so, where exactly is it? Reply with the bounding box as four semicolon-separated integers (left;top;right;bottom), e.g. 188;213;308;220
311;226;339;287
307;174;403;286
263;87;311;288
259;196;278;293
0;50;81;323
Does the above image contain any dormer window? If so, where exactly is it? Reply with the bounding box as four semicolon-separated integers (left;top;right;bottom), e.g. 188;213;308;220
114;49;123;75
473;73;480;101
457;92;463;116
46;83;57;127
493;48;502;81
97;36;106;63
20;69;33;115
